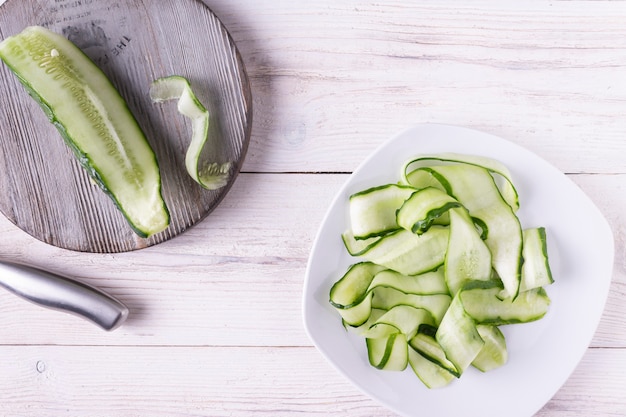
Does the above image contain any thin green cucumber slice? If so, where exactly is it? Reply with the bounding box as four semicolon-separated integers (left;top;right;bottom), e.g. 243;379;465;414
341;229;381;256
402;153;519;211
520;227;554;292
370;269;449;296
348;184;416;239
409;325;460;378
150;75;232;190
401;168;447;192
329;264;449;326
366;332;408;371
329;262;386;309
371;287;451;325
396;187;461;235
361;305;435;340
436;291;484;375
472;324;508;372
444;208;493;296
0;26;169;237
360;227;450;276
460;279;551;325
427;164;523;298
329;262;386;326
348;308;386;334
408;347;456;389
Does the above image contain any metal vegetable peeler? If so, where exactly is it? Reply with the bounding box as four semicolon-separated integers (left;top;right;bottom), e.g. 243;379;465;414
0;261;129;331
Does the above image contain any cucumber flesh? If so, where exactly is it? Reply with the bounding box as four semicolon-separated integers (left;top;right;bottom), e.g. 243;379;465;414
396;187;461;235
408;345;456;388
370;269;449;296
520;227;554;292
0;26;169;238
427;164;523;298
444;208;492;296
409;325;460;377
150;75;231;190
362;305;434;340
329;262;386;326
366;332;408;371
329;263;450;326
460;279;551;325
402;153;519;211
348;184;416;239
341;229;380;256
435;292;485;374
401;168;447;192
472;324;508;372
370;287;451;325
360;227;449;276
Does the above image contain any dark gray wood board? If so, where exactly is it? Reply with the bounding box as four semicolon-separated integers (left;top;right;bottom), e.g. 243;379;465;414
0;0;252;252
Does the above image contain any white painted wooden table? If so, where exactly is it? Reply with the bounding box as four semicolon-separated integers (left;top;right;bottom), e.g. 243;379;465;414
1;1;625;416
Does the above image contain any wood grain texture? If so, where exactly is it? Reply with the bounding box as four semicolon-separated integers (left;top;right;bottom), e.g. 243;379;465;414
0;346;624;417
208;1;626;175
0;0;252;252
0;0;624;416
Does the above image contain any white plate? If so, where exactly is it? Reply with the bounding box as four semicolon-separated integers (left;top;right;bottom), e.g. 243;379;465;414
302;124;614;417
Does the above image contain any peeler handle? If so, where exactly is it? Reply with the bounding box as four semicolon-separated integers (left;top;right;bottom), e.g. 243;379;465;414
0;261;129;331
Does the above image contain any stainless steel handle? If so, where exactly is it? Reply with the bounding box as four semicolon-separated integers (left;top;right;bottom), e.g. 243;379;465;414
0;261;129;331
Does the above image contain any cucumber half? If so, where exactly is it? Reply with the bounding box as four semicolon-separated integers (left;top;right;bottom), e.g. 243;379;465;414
0;26;170;238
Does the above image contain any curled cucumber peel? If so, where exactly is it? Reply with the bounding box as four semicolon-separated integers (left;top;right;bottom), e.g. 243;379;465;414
150;75;232;190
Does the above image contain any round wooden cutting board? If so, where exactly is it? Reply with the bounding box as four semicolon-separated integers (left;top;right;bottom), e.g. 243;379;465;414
0;0;252;252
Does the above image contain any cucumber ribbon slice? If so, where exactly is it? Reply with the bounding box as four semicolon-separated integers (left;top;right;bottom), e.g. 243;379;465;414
150;75;232;190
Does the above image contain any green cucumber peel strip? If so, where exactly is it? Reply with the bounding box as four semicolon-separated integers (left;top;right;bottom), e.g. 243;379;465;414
150;75;232;190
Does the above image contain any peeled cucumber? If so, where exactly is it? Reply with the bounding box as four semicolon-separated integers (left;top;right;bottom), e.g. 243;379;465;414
0;26;170;238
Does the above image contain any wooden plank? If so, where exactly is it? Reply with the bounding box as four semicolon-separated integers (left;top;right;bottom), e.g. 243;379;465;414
202;0;626;174
0;345;623;417
0;173;623;348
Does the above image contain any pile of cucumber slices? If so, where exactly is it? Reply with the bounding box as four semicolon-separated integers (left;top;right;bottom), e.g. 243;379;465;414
330;154;553;388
